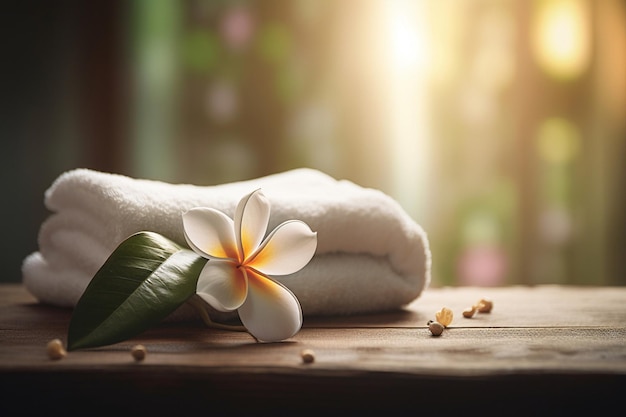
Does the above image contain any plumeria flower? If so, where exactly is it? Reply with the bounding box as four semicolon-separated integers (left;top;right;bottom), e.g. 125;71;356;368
182;189;317;342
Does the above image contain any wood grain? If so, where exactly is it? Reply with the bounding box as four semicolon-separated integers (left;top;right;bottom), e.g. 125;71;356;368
1;284;625;416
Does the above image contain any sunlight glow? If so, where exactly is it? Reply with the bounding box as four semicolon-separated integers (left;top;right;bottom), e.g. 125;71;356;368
386;0;431;223
390;7;428;72
532;0;591;80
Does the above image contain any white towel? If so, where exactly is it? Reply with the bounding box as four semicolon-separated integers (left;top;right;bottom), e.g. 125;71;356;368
22;168;431;318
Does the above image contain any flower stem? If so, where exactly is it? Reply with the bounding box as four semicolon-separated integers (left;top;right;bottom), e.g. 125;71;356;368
187;295;247;332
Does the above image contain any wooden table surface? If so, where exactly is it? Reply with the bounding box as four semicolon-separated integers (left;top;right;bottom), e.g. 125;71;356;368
1;283;625;416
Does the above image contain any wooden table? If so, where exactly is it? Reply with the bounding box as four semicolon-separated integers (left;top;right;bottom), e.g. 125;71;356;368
1;283;624;416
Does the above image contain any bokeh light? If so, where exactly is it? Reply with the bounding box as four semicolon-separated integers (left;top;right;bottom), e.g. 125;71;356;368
536;117;581;165
4;0;626;287
531;0;591;80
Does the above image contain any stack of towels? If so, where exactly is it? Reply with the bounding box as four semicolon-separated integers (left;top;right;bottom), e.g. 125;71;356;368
22;168;431;318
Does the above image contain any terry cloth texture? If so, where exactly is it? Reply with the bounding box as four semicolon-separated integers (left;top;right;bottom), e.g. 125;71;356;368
22;168;431;319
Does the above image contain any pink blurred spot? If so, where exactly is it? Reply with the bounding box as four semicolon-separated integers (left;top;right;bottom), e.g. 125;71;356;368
220;6;255;51
457;245;507;286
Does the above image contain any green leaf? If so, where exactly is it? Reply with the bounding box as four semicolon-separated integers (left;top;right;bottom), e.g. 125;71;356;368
67;231;207;351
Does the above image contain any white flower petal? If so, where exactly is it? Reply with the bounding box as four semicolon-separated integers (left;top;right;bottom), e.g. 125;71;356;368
237;269;302;342
248;220;317;276
234;189;270;262
196;260;247;312
183;207;238;260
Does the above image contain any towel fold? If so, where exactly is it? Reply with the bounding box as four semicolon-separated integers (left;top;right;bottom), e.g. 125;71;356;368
22;168;431;318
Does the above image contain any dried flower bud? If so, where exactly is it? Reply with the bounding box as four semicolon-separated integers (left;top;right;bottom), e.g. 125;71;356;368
435;307;454;327
462;307;477;318
47;338;66;360
477;298;493;313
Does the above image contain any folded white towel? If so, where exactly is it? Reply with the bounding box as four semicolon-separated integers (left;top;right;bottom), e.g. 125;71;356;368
22;168;431;318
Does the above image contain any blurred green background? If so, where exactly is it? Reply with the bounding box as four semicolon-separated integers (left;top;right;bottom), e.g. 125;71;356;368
3;0;625;286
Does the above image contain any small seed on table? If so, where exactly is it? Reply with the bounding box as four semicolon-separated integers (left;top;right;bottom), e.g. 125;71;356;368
47;338;66;360
131;344;147;361
428;321;445;336
301;349;315;364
